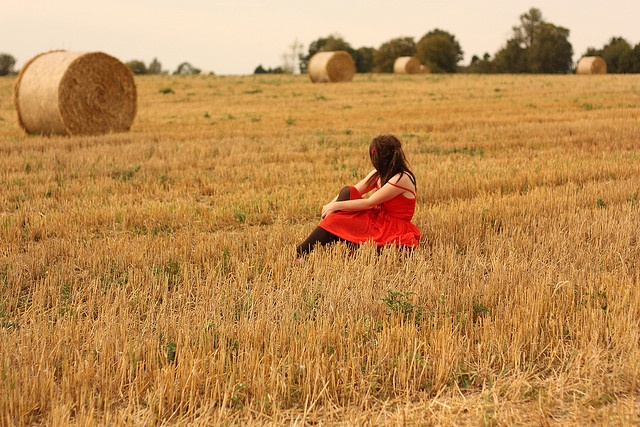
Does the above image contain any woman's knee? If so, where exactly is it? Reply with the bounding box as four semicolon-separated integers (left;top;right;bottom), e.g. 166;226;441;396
337;186;352;201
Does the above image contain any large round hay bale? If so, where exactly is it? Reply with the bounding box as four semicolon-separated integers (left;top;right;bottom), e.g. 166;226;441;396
576;56;607;75
308;51;355;83
393;56;421;74
13;50;137;135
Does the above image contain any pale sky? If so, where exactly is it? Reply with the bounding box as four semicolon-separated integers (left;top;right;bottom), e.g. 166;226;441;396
3;0;640;75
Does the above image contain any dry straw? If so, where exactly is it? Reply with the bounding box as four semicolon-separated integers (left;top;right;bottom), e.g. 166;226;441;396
13;50;137;135
393;56;421;74
308;51;355;83
576;56;607;75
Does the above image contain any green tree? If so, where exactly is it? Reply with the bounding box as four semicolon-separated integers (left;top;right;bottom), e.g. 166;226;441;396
492;39;528;73
467;53;495;73
629;43;640;73
174;62;201;75
600;37;633;73
528;23;573;73
581;38;640;73
583;46;602;57
0;53;17;76
253;65;284;74
148;58;162;75
373;37;416;73
354;46;375;73
513;7;544;48
415;29;463;73
300;34;354;74
495;7;546;72
126;60;147;75
493;8;572;74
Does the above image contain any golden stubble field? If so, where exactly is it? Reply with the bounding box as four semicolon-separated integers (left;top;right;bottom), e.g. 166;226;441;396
0;72;639;425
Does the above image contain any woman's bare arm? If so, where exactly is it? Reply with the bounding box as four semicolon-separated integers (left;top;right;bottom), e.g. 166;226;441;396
328;169;377;203
353;169;378;195
321;173;414;219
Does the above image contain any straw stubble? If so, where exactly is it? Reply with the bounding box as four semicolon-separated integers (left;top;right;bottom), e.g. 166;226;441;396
0;73;638;425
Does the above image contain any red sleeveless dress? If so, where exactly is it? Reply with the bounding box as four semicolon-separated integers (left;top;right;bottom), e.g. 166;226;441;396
318;183;421;248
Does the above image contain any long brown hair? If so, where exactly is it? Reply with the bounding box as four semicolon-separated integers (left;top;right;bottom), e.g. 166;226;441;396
367;134;416;188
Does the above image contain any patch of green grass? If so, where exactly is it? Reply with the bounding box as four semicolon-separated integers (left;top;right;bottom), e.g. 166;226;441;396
111;165;141;182
382;290;424;324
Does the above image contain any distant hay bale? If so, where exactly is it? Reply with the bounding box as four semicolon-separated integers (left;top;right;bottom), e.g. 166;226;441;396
308;51;355;83
13;50;137;135
419;64;430;74
393;57;421;74
576;56;607;75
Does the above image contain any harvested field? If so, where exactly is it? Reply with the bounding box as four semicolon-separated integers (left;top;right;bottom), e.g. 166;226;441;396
0;73;639;425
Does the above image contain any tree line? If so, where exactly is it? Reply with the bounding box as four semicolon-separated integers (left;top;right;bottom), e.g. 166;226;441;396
259;7;640;75
0;53;202;77
1;8;639;77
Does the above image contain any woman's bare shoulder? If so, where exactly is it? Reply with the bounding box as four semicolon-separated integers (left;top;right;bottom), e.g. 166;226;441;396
392;172;415;188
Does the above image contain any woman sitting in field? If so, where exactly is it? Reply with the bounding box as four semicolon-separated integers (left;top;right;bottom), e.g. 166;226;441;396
296;134;421;256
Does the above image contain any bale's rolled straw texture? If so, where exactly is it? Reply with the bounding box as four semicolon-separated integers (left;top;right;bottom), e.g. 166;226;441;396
576;56;607;75
308;51;355;83
13;51;137;135
393;56;421;74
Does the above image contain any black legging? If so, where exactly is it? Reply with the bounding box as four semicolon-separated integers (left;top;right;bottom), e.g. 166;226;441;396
296;186;354;256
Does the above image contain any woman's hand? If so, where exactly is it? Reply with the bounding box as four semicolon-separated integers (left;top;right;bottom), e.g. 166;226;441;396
321;201;338;219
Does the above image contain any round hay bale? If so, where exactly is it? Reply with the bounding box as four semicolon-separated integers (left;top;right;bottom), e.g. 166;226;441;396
393;57;421;74
576;56;607;75
13;50;137;135
419;64;430;74
308;51;355;83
